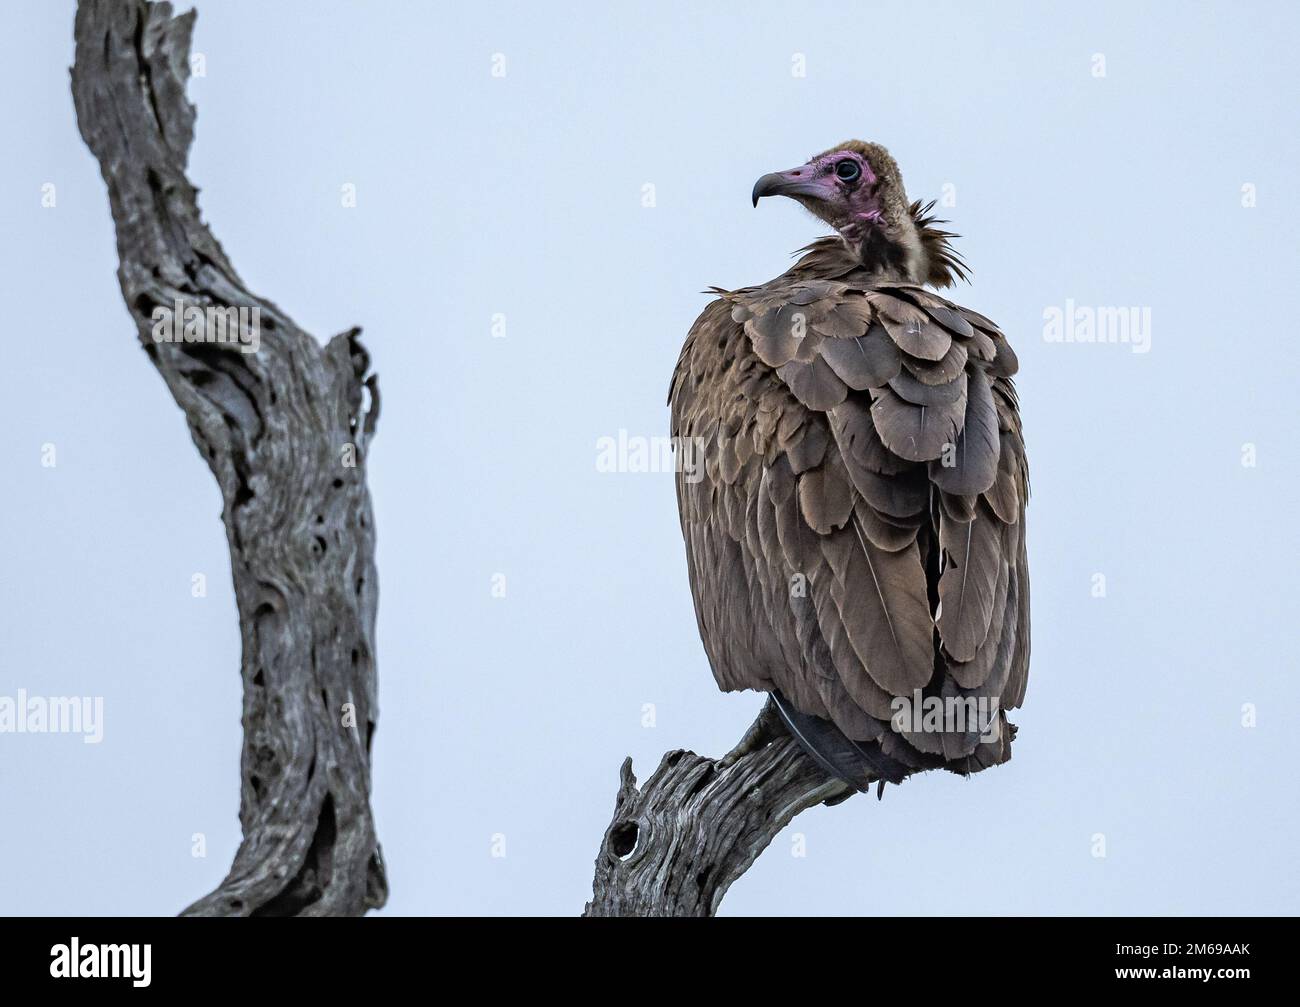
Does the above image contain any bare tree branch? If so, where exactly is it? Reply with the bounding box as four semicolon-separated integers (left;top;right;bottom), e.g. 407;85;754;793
585;699;853;916
71;0;385;916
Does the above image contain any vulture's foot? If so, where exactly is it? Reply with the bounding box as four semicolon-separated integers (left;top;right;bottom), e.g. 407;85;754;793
716;696;784;769
810;778;856;808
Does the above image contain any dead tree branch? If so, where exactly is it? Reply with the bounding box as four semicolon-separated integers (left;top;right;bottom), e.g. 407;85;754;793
584;699;852;916
71;0;385;916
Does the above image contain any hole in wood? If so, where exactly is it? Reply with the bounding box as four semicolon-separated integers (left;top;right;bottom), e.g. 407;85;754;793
609;820;639;860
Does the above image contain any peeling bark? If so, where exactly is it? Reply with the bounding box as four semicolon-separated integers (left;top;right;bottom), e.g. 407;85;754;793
585;699;852;916
71;0;385;916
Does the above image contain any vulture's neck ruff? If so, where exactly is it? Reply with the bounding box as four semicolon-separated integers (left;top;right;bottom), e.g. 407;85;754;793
847;200;968;288
848;208;925;284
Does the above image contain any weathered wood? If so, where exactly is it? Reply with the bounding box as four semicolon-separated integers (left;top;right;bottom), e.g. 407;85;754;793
585;699;853;916
71;0;385;915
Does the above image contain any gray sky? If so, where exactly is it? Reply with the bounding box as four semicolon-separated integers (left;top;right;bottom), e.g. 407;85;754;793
2;0;1298;915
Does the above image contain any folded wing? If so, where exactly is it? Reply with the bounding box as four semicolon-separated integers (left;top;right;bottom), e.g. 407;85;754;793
670;272;1029;772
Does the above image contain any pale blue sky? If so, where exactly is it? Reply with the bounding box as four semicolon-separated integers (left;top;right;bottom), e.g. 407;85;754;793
2;0;1297;915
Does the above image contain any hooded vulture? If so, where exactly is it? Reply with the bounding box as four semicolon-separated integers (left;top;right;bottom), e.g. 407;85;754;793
669;141;1029;790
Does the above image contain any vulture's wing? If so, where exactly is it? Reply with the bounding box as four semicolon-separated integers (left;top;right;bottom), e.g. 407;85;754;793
670;279;1029;778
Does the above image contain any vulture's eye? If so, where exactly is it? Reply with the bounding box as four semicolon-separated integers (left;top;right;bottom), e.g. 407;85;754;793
835;160;861;182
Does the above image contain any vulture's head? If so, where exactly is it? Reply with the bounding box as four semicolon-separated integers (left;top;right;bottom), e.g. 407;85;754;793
752;140;966;288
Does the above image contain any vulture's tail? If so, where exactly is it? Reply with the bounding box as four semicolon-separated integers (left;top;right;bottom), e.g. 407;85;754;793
771;691;910;791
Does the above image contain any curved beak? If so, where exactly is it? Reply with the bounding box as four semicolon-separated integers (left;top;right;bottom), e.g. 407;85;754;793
752;165;828;207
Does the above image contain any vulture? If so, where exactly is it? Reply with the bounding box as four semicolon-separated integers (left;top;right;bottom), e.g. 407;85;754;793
669;141;1030;790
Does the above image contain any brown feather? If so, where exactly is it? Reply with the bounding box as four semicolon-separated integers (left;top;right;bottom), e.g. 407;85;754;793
823;520;935;695
818;323;902;390
869;386;965;462
778;356;848;410
880;314;953;362
937;501;1003;662
929;365;1000;497
901;338;969;385
797;455;855;534
889;368;967;407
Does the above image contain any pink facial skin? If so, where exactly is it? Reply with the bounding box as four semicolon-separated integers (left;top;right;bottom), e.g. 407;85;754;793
752;151;884;245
